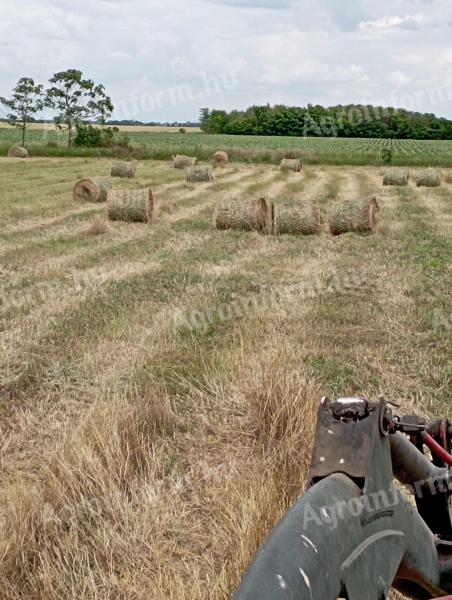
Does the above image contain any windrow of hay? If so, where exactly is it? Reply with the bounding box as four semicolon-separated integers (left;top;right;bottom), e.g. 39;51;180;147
185;165;213;183
214;197;269;232
383;169;409;186
111;162;136;178
173;154;197;169
86;216;111;236
73;177;112;203
416;169;442;187
329;197;380;235
212;150;229;167
273;201;323;236
280;159;303;173
7;145;28;159
107;188;155;223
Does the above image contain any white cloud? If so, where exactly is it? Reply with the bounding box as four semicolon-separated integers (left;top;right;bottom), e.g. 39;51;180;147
390;70;413;86
358;13;428;35
0;0;451;121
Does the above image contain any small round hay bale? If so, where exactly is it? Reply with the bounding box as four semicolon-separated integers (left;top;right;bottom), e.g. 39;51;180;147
416;169;441;187
280;158;303;173
108;189;154;223
8;145;28;159
383;169;409;186
73;177;112;203
173;154;197;169
214;198;269;233
212;150;229;167
329;197;379;236
274;201;322;236
111;162;136;178
185;165;213;183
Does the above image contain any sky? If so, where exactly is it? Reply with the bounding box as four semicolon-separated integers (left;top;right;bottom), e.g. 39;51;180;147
1;0;452;122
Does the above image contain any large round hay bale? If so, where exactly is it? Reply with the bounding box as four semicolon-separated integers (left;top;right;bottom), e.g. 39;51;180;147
214;198;269;233
416;169;441;187
73;177;112;203
329;197;379;236
8;145;28;159
274;201;322;236
212;150;229;167
173;154;197;169
280;159;303;173
383;169;409;186
111;162;136;178
185;165;213;183
108;189;154;223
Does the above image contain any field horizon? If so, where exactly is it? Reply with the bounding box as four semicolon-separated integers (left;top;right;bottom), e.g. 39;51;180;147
2;126;452;167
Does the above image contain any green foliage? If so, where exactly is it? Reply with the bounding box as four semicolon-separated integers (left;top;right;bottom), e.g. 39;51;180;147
74;124;128;148
3;128;452;167
45;69;114;147
381;148;393;165
0;77;43;146
200;103;452;141
74;124;102;147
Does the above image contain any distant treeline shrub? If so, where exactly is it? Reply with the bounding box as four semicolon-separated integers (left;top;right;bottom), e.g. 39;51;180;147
74;123;130;149
200;104;452;140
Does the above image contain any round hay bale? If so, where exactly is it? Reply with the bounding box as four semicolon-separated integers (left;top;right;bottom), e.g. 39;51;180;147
108;189;154;223
73;177;112;203
280;159;303;173
329;197;379;236
383;169;409;186
111;162;136;178
416;169;441;187
173;154;197;169
212;150;229;167
8;145;28;159
185;165;213;183
214;198;269;233
274;201;322;236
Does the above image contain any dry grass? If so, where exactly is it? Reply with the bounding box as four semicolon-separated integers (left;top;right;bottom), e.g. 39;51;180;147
0;160;451;598
86;216;111;236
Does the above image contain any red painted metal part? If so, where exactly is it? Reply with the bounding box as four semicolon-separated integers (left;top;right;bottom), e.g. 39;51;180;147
422;432;452;467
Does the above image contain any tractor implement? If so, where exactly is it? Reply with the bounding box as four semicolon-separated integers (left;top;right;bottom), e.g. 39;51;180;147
235;397;452;599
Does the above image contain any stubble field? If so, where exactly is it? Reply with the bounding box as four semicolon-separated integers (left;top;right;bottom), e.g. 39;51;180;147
0;157;451;599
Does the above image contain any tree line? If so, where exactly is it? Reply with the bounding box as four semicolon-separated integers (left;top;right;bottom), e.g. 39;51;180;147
0;70;114;147
199;104;452;140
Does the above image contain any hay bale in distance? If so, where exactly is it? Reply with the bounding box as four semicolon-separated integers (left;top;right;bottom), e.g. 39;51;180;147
329;197;379;236
214;198;269;233
111;162;136;178
280;158;303;173
173;154;197;169
212;150;229;167
108;189;154;223
73;177;112;203
8;145;28;159
383;169;409;186
185;165;213;183
416;169;441;187
274;201;322;236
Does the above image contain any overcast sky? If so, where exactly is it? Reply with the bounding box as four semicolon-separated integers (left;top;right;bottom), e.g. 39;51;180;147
1;0;451;122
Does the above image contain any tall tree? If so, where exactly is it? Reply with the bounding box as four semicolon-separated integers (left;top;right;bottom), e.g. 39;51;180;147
45;69;113;147
0;77;43;146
